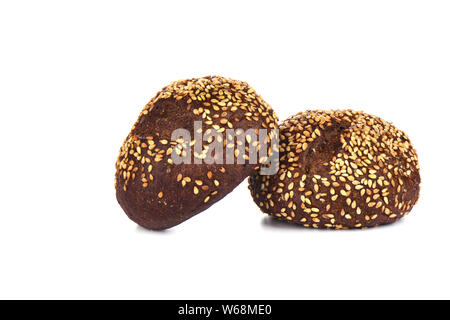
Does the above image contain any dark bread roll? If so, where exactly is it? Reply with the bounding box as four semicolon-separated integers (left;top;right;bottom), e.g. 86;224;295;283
115;76;278;230
249;110;420;229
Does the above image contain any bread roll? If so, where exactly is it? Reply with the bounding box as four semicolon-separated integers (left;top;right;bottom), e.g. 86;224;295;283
249;110;420;229
116;76;278;230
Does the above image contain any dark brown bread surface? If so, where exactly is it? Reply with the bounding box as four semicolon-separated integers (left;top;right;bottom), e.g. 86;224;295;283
249;110;420;229
115;76;278;230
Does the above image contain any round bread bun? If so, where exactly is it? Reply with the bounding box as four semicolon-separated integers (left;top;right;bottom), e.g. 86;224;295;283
115;76;278;230
249;110;420;229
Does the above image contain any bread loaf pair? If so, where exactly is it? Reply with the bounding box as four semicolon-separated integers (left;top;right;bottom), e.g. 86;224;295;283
115;77;420;230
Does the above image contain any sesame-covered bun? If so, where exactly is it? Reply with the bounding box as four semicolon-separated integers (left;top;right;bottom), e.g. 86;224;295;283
249;110;420;229
115;76;278;230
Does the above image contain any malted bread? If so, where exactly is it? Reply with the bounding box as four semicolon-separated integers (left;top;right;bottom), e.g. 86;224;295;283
249;110;420;229
115;76;278;230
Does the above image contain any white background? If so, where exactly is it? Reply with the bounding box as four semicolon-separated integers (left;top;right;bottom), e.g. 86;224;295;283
0;0;449;299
